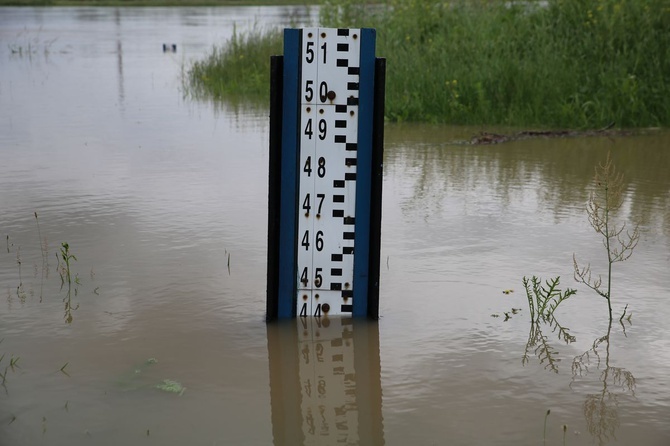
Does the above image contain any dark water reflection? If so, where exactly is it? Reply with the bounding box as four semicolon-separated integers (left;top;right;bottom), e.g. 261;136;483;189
268;319;383;445
1;7;670;446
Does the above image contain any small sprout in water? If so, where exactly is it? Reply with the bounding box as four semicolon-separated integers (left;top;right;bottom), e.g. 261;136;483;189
502;289;514;295
60;362;70;376
543;409;551;441
491;313;500;318
146;429;150;436
146;358;158;365
503;312;511;321
93;287;100;295
64;400;69;412
9;414;16;425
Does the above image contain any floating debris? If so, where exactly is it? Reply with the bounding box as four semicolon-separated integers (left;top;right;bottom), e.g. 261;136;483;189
155;379;185;396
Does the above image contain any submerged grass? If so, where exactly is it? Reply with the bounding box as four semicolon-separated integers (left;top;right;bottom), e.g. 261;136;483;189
187;0;670;127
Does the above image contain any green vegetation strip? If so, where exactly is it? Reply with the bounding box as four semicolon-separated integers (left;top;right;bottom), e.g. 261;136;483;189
186;0;670;128
0;0;306;5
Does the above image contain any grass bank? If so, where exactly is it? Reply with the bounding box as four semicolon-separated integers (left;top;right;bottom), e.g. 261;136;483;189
0;0;305;6
187;26;283;104
187;0;670;128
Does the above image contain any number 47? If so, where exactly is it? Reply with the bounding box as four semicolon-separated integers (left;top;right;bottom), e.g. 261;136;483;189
302;193;326;215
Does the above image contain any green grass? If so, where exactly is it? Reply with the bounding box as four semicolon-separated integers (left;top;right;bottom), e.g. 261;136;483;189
186;25;283;104
186;0;670;127
0;0;307;5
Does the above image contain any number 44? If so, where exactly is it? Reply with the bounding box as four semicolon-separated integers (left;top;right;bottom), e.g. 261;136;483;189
300;302;324;317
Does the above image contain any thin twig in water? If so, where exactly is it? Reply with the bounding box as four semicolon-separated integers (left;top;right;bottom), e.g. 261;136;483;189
34;211;46;263
543;409;551;443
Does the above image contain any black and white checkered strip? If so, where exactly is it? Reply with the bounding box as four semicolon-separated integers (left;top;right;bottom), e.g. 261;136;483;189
336;29;360;107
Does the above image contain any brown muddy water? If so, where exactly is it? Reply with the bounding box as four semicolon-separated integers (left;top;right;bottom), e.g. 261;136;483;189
1;7;670;446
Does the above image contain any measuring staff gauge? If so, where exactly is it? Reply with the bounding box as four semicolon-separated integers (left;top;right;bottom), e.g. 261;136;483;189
267;27;385;321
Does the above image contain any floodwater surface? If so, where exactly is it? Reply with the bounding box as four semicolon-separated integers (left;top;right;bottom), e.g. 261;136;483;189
1;7;670;446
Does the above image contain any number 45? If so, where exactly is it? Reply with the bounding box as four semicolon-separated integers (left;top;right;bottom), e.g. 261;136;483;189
299;267;323;287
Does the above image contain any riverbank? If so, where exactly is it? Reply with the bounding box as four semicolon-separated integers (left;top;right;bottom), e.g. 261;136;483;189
186;0;669;128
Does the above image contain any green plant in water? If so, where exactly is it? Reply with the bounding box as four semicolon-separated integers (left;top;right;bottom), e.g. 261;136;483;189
573;152;639;321
522;276;576;373
59;242;77;286
16;246;26;301
523;276;577;323
0;347;20;388
155;379;185;396
58;242;80;323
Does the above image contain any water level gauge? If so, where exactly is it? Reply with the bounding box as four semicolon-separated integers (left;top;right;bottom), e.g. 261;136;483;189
267;27;385;321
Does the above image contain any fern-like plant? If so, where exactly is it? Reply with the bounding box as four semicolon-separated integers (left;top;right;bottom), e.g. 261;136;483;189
523;275;577;323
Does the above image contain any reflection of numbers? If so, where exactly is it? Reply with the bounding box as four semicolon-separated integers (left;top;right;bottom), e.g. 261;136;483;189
318;379;326;396
304;378;312;397
316;343;324;362
301;344;310;364
319;405;328;434
306;408;315;435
